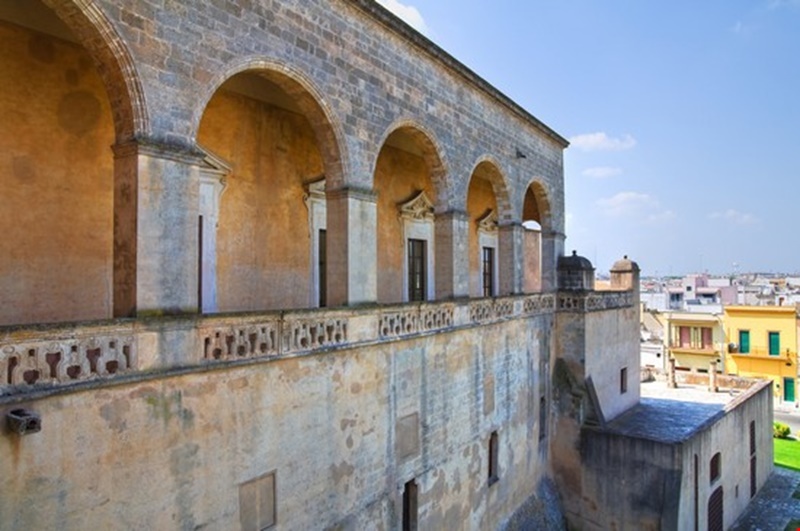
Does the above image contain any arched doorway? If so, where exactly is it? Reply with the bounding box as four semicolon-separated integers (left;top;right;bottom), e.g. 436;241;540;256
466;160;510;298
373;125;444;304
196;68;340;312
0;1;122;325
522;181;551;293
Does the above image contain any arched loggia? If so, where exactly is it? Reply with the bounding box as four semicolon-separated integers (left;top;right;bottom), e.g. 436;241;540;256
0;0;142;325
372;123;447;303
196;67;344;312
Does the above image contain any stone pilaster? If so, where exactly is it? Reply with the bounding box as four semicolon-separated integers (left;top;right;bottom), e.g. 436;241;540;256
113;139;202;317
434;210;469;299
498;223;524;295
326;187;377;306
540;230;565;293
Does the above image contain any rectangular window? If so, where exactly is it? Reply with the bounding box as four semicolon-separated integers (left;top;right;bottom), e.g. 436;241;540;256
318;229;327;308
739;330;750;354
482;247;495;297
239;471;276;531
750;455;757;498
620;367;628;394
702;328;713;349
769;331;780;356
749;420;756;456
408;239;426;302
488;431;499;485
402;479;418;531
679;326;690;348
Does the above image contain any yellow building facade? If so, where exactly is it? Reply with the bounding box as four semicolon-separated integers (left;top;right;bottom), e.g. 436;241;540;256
724;306;799;403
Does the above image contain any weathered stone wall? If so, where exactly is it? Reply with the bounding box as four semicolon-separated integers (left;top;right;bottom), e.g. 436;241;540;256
578;431;681;530
0;315;553;530
567;381;772;531
584;303;640;421
675;382;773;531
0;21;114;325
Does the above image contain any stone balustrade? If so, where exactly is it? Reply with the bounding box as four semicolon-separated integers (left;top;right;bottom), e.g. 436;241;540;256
0;290;632;398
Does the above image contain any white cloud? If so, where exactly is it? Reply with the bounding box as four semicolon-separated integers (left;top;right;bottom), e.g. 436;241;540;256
582;166;622;179
597;192;655;216
708;209;758;225
376;0;429;34
569;132;637;152
596;191;674;223
647;209;676;223
768;0;800;9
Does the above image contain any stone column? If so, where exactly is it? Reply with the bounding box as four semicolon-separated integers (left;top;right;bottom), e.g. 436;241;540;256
498;223;524;295
113;140;201;317
434;210;469;299
326;187;377;306
709;361;718;392
540;230;565;293
667;358;678;388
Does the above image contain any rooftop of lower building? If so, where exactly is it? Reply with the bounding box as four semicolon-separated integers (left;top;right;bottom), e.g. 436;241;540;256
602;377;769;444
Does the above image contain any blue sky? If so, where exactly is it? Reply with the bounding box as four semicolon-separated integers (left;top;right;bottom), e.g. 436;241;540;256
377;0;800;276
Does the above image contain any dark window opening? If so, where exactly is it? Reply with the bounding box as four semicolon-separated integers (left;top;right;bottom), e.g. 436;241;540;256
318;229;327;307
482;246;495;297
488;431;499;485
620;367;628;394
749;420;756;456
708;486;724;531
750;455;757;498
408;239;426;302
710;452;721;484
539;396;547;442
402;479;418;531
198;215;204;312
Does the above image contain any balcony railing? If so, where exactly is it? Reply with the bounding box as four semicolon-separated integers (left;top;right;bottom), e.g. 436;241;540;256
731;347;796;359
0;290;633;398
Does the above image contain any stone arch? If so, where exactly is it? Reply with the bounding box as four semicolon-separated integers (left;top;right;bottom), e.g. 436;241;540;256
372;119;448;303
522;179;553;233
466;156;513;297
521;179;555;294
43;0;147;141
373;119;449;211
0;0;148;324
467;156;513;223
192;57;347;190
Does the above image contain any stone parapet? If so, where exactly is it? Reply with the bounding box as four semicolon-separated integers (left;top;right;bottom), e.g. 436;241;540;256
0;292;574;400
557;290;634;313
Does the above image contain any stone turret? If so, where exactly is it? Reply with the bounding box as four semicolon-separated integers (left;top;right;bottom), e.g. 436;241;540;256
557;250;595;291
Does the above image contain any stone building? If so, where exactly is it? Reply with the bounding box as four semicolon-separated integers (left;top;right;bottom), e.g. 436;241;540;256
0;1;769;530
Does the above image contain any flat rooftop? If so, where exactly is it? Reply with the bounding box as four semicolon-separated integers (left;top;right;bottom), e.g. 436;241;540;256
603;380;749;443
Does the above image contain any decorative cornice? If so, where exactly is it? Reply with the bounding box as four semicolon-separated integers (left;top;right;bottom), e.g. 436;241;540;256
398;190;435;221
477;209;498;233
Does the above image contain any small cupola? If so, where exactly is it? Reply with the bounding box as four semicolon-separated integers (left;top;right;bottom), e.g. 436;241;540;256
557;250;595;291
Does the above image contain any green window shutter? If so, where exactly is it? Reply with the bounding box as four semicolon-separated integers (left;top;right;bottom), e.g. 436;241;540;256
739;330;750;354
769;332;780;356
